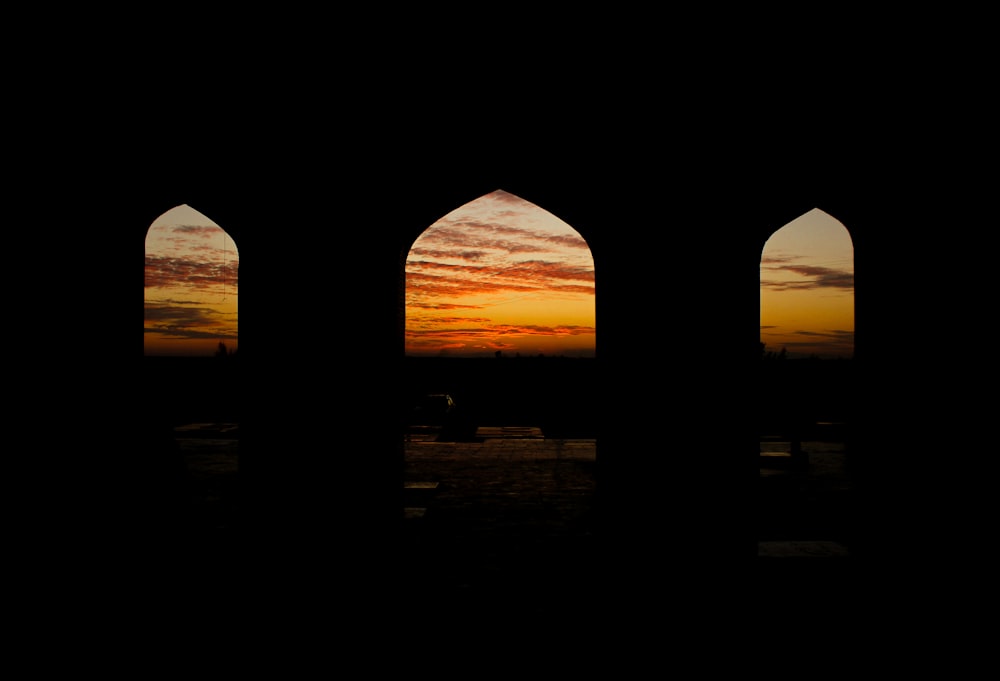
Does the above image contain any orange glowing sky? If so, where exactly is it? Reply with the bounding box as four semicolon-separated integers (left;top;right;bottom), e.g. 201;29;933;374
406;190;596;358
760;208;854;359
142;200;849;360
144;205;239;357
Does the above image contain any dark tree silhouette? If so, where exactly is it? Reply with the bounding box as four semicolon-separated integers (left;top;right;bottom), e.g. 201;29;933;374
759;342;786;361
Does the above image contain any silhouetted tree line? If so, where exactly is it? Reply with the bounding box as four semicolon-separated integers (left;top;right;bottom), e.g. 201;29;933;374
759;342;786;361
759;342;854;364
215;341;238;359
144;347;241;426
757;342;854;434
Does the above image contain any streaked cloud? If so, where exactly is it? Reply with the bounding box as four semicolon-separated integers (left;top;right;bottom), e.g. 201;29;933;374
144;302;238;341
760;208;854;359
144;205;239;356
144;253;238;292
406;190;595;357
760;257;854;292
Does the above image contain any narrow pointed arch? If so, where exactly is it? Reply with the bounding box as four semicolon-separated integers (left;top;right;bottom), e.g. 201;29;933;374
759;207;854;458
760;207;854;361
144;204;239;358
402;188;597;440
143;203;241;532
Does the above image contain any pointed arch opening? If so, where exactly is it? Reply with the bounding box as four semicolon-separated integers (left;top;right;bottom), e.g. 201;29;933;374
405;188;596;362
144;203;240;531
401;188;598;538
145;204;239;359
404;188;596;439
759;206;854;473
760;208;854;362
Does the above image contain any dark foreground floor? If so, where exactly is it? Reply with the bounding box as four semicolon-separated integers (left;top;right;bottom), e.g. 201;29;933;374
84;426;994;666
146;429;862;621
400;437;601;619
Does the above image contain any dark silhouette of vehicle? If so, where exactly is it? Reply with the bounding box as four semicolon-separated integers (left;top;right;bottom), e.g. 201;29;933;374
411;393;456;426
407;393;478;441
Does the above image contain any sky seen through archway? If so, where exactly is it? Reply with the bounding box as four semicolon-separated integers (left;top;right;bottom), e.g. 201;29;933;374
144;205;238;357
142;199;852;361
760;208;854;359
405;189;596;358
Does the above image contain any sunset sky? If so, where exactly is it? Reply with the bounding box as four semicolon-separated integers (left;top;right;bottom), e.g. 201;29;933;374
405;189;596;358
142;199;850;361
760;208;854;359
144;205;239;357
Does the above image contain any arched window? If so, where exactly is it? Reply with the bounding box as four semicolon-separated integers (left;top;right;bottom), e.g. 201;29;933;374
144;204;239;358
759;207;854;451
401;189;597;531
760;208;854;361
405;189;595;361
403;189;596;438
144;203;240;532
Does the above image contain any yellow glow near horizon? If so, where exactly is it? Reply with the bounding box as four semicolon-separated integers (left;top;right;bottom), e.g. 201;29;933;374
406;190;596;357
760;208;854;359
